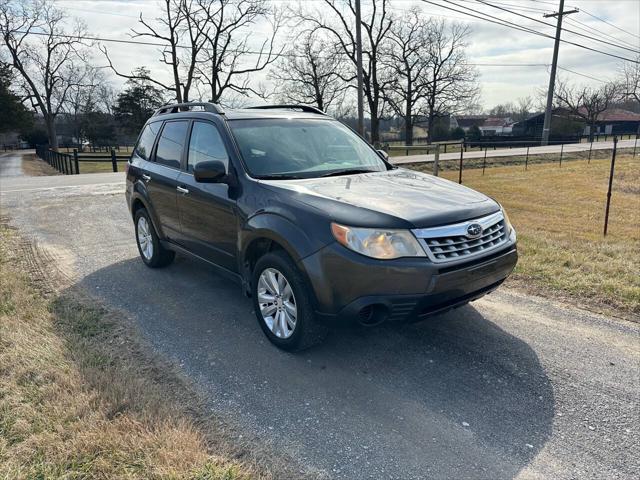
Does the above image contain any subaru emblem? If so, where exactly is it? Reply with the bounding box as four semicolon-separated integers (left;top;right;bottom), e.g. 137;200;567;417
466;223;483;238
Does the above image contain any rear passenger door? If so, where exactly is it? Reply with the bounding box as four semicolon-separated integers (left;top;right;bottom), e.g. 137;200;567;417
175;120;238;272
144;120;189;241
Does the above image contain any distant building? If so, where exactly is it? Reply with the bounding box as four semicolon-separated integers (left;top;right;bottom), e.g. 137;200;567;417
583;108;640;136
451;115;513;135
451;115;486;132
478;117;513;136
512;108;640;138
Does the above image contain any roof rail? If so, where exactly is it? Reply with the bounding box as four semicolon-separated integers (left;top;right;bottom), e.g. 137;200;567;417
153;102;224;116
246;104;326;115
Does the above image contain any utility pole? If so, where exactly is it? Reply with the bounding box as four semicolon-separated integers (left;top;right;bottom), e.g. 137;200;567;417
355;0;365;137
540;0;578;146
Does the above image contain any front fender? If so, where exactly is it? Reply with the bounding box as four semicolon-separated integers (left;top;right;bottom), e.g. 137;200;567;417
240;212;325;263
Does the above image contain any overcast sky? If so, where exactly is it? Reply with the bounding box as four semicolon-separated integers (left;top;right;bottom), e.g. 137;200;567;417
55;0;640;110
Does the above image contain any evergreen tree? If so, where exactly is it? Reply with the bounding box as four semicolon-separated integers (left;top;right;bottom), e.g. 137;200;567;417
113;68;164;137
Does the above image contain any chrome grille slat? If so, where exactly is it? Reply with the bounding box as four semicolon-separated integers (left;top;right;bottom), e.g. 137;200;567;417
426;226;504;248
412;211;509;263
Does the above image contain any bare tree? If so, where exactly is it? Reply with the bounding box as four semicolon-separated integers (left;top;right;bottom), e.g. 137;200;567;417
381;8;432;145
515;96;534;122
194;0;282;103
489;96;533;121
554;80;619;141
64;65;103;145
618;55;640;106
297;0;393;143
1;0;90;149
421;20;479;143
102;0;206;103
102;0;280;105
268;32;349;112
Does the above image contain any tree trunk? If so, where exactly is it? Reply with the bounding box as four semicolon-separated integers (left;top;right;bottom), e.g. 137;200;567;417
588;120;596;142
370;115;380;145
427;106;435;144
45;115;58;151
405;82;413;146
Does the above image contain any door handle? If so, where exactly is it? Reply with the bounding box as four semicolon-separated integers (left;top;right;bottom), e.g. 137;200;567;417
176;186;189;194
141;174;151;182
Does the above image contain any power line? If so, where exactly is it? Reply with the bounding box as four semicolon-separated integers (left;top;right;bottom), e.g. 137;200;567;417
564;17;639;52
473;0;640;54
420;0;639;63
581;7;640;41
557;66;608;83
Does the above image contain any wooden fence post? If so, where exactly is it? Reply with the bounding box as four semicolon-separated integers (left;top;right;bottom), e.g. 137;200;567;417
458;147;463;184
603;137;618;236
433;144;440;177
73;149;80;174
482;147;487;175
525;146;530;171
559;143;564;167
588;141;593;163
111;149;118;172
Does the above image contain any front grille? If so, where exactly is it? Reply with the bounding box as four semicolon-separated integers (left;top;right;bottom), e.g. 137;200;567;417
412;212;508;263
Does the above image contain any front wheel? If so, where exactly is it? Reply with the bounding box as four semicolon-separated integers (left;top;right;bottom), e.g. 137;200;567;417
252;251;327;351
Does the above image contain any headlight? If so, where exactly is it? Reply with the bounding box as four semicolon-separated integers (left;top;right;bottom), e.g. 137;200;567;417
331;223;426;259
501;207;516;240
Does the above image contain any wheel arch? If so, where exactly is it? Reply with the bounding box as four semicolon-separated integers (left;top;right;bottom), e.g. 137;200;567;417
240;213;321;303
129;190;165;239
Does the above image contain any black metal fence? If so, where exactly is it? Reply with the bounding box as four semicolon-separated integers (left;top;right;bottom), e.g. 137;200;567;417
35;145;130;174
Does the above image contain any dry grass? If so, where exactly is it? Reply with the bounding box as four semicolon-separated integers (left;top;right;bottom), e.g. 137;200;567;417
21;153;60;176
407;155;640;319
0;224;292;479
77;161;128;174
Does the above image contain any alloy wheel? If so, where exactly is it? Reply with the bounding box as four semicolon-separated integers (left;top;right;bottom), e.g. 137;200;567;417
137;216;154;260
257;267;297;339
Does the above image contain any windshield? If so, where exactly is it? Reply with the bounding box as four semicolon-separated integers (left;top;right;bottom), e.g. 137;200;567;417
228;118;388;179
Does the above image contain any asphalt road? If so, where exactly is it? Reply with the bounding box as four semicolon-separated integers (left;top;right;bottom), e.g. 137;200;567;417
0;151;26;177
1;154;638;479
391;138;638;165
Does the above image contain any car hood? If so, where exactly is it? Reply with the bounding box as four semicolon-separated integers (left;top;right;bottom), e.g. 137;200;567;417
258;168;500;229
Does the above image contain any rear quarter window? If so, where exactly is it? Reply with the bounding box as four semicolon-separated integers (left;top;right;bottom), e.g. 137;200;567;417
133;122;161;161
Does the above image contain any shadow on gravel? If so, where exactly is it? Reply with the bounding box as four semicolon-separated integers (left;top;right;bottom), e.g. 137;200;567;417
78;254;554;480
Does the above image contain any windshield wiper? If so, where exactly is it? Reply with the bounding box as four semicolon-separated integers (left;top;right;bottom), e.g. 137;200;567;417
319;168;378;178
256;173;304;180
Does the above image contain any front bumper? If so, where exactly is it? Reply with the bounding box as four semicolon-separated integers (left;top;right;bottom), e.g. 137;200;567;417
300;238;517;324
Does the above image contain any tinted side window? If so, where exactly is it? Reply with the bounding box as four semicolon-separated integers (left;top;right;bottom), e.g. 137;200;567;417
134;122;161;161
155;121;189;169
187;122;229;173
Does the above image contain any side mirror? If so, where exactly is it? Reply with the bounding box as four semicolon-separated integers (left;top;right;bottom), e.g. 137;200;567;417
194;160;226;183
377;149;389;161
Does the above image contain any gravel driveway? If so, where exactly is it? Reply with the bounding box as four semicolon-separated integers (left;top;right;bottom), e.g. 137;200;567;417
2;153;638;480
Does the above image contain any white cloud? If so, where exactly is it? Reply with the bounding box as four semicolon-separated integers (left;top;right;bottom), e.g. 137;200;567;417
55;0;640;108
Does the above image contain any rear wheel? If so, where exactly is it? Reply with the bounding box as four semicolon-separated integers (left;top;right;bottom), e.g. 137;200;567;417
134;208;175;268
252;251;327;351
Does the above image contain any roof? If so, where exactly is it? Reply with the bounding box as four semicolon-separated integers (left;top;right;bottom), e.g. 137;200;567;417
224;108;329;120
482;117;512;127
455;116;487;128
592;108;640;122
150;103;330;121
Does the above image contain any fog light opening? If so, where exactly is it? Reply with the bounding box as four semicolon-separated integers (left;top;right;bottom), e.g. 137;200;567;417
357;304;389;327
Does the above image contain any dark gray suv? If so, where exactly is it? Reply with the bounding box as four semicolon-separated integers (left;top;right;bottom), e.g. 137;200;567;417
125;102;517;350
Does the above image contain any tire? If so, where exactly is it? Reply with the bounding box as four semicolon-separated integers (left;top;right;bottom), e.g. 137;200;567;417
134;208;175;268
252;251;328;351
